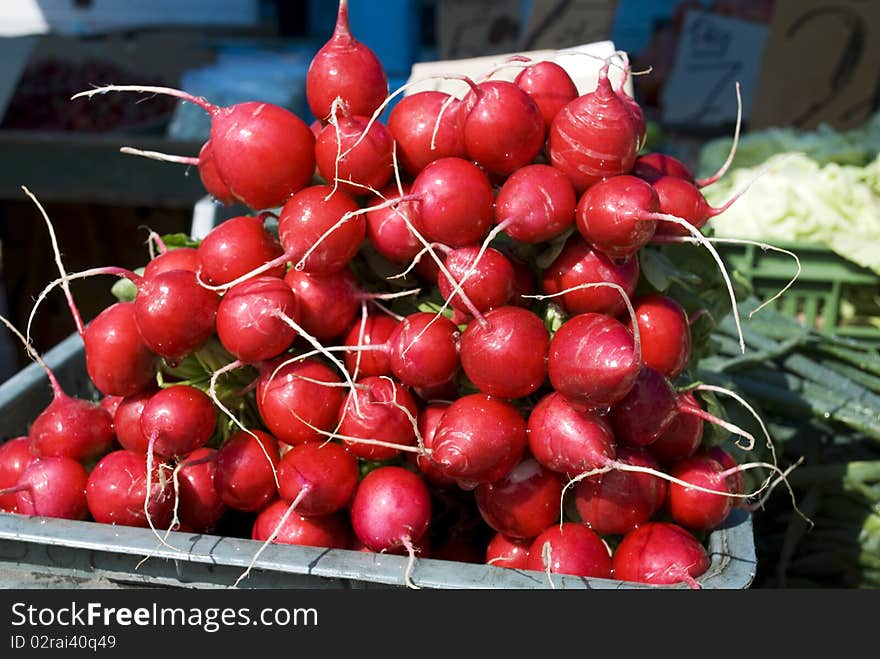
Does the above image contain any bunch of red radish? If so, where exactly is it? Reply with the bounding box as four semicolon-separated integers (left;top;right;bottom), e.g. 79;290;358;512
0;0;785;589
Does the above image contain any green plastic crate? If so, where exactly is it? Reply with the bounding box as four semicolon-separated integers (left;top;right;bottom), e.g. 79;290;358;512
718;241;880;341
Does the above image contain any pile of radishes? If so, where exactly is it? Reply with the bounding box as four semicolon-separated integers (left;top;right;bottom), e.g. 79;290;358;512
0;0;794;589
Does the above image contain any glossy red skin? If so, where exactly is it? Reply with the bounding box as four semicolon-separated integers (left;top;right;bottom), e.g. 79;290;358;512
475;458;563;539
213;429;280;512
387;91;466;177
388;312;461;389
527;391;616;475
13;456;89;520
409;402;455;487
86;449;175;528
514;61;578;130
350;466;431;552
652;175;712;237
460;306;549;399
0;437;38;513
209;101;316;211
305;2;387;121
252;499;352;549
315;115;394;196
495;164;576;244
176;447;226;533
574;447;667;536
547;312;639;410
647;391;704;466
337;376;419;461
437;246;515;314
703;446;745;500
283;267;359;341
631;152;695;185
548;76;641;194
255;358;346;446
458;80;545;177
196;140;236;206
612;522;710;586
143;247;201;279
430;393;527;486
196;214;286;286
365;182;423;263
525;522;612;579
409;157;494;248
139;385;216;459
113;387;159;453
83;301;158;397
632;294;692;379
215;275;299;363
486;532;531;569
541;233;640;318
666;453;734;531
609;367;680;448
278;185;365;275
99;395;123;419
28;393;115;464
276;441;359;516
134;268;220;364
342;313;399;379
576;174;659;260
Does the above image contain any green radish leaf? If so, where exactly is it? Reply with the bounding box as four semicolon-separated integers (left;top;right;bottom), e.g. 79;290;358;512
160;233;201;249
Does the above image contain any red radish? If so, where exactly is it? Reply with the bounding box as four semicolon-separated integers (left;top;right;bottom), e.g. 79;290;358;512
526;522;612;579
514;60;578;130
195;140;237;205
215;275;300;363
255;357;346;447
527;391;616;475
494;164;576;244
386;91;466;177
350;466;431;556
459;306;549;399
337;375;419;461
315;114;393;196
7;456;89;520
475;458;563;539
409;402;455;487
430;393;527;486
387;311;461;389
99;394;123;419
573;447;667;536
547;61;642;193
283;267;359;342
82;301;158;397
364;183;423;263
176;447;226;533
458;79;545;177
632;294;692;379
0;437;38;513
704;445;745;500
575;174;658;260
408;157;494;248
196;214;286;286
651;174;738;237
276;441;359;516
486;533;531;569
631;152;695;184
305;0;388;122
86;449;175;528
277;184;365;275
74;90;316;211
212;429;280;512
612;521;710;588
139;385;217;460
113;387;159;453
143;246;201;280
646;391;704;466
437;246;516;315
252;499;351;549
547;312;639;410
665;452;735;531
342;312;399;379
541;233;640;318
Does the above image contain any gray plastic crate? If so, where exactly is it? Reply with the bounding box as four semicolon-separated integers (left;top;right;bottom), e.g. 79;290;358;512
0;333;757;589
